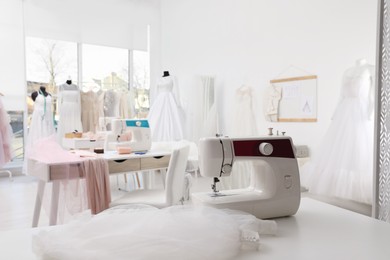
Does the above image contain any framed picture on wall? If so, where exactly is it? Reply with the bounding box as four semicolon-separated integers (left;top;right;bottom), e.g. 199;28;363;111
269;75;317;122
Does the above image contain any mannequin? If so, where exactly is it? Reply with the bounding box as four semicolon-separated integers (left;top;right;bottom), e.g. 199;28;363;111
57;78;83;141
31;86;50;102
25;85;55;163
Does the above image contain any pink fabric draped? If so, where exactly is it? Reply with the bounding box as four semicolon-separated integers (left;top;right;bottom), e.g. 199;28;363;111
28;136;111;220
82;158;111;214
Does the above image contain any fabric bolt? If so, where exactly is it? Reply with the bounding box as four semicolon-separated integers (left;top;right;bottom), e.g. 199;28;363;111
300;60;374;204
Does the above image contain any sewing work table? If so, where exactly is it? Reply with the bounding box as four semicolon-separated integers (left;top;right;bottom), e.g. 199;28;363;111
1;198;390;259
27;150;171;227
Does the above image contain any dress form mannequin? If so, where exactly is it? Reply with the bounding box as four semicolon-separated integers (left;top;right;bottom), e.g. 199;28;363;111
58;79;83;140
148;71;183;141
31;86;50;102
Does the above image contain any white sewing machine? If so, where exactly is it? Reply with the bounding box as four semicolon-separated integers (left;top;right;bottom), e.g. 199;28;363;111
191;136;301;219
104;119;152;152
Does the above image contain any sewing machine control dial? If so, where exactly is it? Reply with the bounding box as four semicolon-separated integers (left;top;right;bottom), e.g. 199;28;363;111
259;142;273;156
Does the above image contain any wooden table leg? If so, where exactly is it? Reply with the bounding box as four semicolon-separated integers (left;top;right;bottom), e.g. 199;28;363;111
49;181;60;226
32;180;45;228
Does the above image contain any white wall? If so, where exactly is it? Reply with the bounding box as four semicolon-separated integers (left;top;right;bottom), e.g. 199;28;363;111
160;0;378;151
0;0;25;110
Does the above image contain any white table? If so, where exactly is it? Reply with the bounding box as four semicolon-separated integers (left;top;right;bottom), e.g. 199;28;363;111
28;150;171;227
1;198;390;260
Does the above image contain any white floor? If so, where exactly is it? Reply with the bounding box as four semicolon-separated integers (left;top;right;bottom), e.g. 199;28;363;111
0;171;372;232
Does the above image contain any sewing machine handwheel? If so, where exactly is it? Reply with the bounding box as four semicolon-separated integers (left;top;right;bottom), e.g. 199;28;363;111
259;142;273;156
222;164;232;174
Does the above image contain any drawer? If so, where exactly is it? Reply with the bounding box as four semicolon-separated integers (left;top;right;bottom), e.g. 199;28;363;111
108;158;141;173
140;155;170;170
50;163;83;181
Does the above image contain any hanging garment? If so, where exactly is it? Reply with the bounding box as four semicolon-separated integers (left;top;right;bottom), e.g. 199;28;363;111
81;91;100;133
221;86;258;190
300;61;374;204
0;97;12;168
26;90;55;158
191;76;218;142
148;76;184;141
264;84;282;122
103;89;120;118
57;84;83;141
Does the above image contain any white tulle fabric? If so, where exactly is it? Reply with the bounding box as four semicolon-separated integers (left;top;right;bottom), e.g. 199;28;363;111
0;97;12;167
222;86;258;190
26;92;55;158
32;205;277;260
148;76;184;141
57;87;83;141
300;62;374;204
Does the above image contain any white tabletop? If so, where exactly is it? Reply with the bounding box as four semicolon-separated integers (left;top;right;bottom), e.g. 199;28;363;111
1;198;390;259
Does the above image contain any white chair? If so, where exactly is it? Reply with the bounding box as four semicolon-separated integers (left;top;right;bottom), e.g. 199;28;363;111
110;144;190;208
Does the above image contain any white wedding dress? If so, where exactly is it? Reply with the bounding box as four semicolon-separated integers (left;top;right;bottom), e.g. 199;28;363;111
148;76;183;141
26;90;55;157
300;60;374;204
57;84;83;140
221;86;258;189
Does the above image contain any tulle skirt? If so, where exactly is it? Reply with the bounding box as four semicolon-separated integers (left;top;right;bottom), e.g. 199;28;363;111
32;205;277;260
148;92;183;141
300;98;373;204
26;108;55;158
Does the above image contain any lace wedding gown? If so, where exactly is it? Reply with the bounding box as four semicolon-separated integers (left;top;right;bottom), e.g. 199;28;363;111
148;76;183;141
57;84;83;140
300;61;374;204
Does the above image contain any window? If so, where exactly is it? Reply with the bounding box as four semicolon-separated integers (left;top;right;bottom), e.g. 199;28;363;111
132;50;150;118
25;37;78;122
25;37;151;146
82;44;129;91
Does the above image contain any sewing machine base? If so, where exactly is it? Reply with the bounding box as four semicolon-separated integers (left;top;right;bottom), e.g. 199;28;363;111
191;188;300;219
